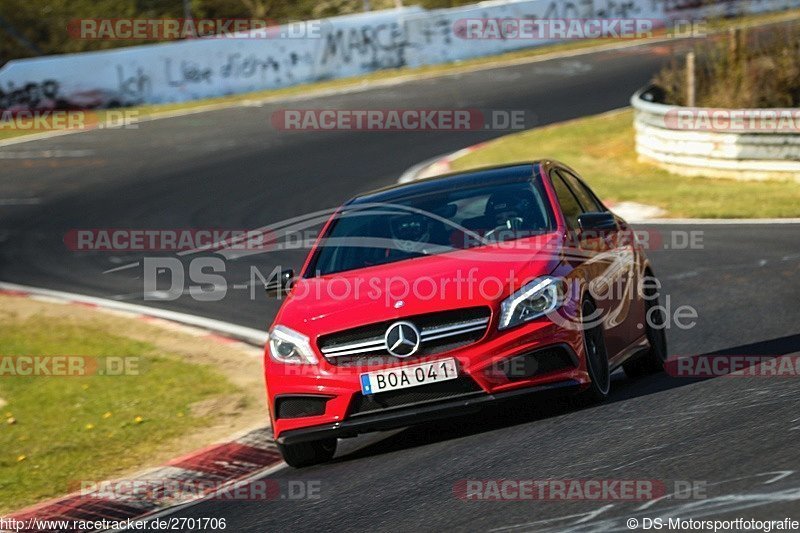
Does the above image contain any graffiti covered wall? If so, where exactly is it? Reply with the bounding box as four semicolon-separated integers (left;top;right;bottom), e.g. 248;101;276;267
0;0;798;110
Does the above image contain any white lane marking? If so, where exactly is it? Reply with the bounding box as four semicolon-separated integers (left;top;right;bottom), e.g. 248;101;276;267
530;59;593;76
631;218;800;225
636;471;797;511
763;471;794;484
572;505;616;524
489;505;615;532
397;152;455;183
114;287;232;301
0;198;41;206
665;271;699;280
29;294;68;304
502;476;800;533
538;489;800;533
611;454;658;471
0;149;94;158
0;281;267;346
665;254;799;280
103;262;140;274
0;128;89;148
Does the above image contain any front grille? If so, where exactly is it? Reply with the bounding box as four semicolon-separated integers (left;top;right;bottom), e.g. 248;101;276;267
348;376;484;416
318;307;491;367
275;396;331;419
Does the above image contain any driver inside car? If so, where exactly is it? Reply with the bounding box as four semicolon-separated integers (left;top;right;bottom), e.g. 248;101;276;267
459;188;545;244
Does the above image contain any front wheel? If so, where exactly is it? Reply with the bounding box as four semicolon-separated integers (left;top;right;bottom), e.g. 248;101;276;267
277;438;337;468
623;274;668;378
575;298;611;404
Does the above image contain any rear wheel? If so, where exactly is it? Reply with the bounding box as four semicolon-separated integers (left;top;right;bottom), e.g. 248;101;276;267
277;438;337;468
623;273;668;378
575;298;611;404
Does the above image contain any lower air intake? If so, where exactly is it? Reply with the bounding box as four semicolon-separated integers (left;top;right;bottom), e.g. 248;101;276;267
275;396;331;419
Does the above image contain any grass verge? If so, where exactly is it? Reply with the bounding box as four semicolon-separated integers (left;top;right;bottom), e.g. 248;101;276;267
449;108;800;218
0;295;265;513
2;8;800;142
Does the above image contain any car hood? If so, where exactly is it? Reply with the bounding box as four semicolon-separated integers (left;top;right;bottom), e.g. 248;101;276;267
274;232;564;337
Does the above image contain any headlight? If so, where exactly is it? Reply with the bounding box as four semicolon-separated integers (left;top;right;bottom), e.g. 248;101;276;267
499;276;564;330
268;325;318;364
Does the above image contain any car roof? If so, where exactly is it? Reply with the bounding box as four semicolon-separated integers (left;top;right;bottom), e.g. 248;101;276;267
348;162;544;205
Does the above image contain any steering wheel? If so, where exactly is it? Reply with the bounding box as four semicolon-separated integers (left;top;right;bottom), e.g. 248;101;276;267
483;217;524;241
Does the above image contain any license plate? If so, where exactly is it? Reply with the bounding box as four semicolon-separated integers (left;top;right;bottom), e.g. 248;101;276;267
360;358;458;395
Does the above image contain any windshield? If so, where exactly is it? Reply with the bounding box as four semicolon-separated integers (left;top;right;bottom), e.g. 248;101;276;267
307;179;554;276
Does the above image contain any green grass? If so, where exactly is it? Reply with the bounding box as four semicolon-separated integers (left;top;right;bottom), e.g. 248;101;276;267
0;315;238;512
2;7;799;142
449;109;800;218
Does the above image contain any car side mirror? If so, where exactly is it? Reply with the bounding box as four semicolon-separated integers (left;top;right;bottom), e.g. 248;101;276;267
265;269;295;298
577;212;618;237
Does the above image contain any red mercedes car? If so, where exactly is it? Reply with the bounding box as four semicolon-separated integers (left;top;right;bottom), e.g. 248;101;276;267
263;161;667;467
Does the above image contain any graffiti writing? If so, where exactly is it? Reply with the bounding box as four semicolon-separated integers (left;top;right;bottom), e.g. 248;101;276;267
221;53;280;80
544;0;641;18
413;18;454;46
165;59;213;86
116;66;152;103
0;80;60;110
321;22;408;69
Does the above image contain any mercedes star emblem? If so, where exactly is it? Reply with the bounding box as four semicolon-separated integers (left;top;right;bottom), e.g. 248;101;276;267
385;321;420;358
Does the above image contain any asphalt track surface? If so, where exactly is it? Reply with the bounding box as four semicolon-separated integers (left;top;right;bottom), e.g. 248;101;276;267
2;38;800;531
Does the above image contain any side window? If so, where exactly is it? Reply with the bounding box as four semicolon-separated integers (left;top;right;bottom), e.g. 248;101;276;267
551;171;582;230
558;170;604;213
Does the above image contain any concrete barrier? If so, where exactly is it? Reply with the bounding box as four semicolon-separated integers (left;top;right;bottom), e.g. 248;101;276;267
631;88;800;182
2;0;800;110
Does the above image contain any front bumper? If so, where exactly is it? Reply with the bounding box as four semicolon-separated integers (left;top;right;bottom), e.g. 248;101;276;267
276;378;581;445
266;316;590;440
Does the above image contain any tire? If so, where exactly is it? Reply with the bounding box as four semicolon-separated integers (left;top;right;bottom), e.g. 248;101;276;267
575;298;611;404
623;273;668;378
277;438;337;468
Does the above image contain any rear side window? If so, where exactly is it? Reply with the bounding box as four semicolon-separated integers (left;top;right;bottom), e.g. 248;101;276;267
551;172;582;230
558;169;604;212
